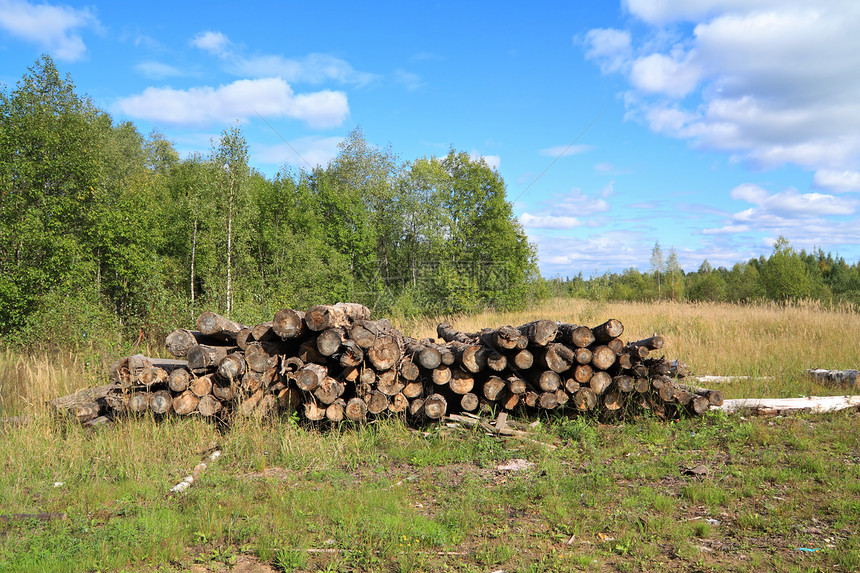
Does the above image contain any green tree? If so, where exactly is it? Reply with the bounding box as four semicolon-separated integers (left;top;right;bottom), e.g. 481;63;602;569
760;236;812;302
650;242;664;298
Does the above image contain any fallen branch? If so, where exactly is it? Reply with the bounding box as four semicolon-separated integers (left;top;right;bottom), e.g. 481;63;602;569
714;395;860;415
169;449;222;494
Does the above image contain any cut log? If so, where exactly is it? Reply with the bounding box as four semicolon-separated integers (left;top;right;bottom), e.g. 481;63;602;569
447;341;486;374
509;349;534;370
688;395;710;415
110;354;152;389
603;390;622;411
272;308;306;340
377;370;405;396
431;365;452;386
607;338;624;355
280;356;304;375
529;370;561;393
517;320;558;347
592;318;624;342
500;391;520;410
305;302;371;331
484;349;508;372
359;367;377;387
460;392;480;412
245;341;279;373
408;398;425;418
128;392;150;414
422;393;448;419
316;327;345;357
402;380;424;399
187;345;232;374
190;375;214;398
633;377;650;394
326;399;347;422
564;377;579;394
806;368;860;389
197;395;222;417
482;376;508;401
557;323;595;348
555;388;570;407
216;353;246;383
399;357;420;381
389;393;409;413
236;327;254;351
165;329;229;357
405;339;442;370
314;377;345;405
349;318;395;349
50;384;120;412
538;391;559;410
365;390;389;415
573;347;592;365
573;364;593;384
296;363;327;392
277;387;302;410
614;375;634;393
251;322;278;343
70;402;100;424
297;341;327;365
574;387;598;411
506;375;527;395
590;345;616;371
436;323;474;344
173;390;199;415
449;368;475;395
345;397;368;422
367;335;403;371
242;371;263;393
150;390;173;415
304;401;327;421
536;343;575;373
589;371;612;395
211;381;235;402
479;326;527;351
196;311;246;340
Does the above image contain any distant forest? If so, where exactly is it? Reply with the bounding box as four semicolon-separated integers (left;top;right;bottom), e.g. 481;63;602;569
1;57;858;351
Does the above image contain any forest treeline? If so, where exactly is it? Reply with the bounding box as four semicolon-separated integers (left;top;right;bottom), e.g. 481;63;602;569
0;56;538;349
2;57;858;352
550;239;860;306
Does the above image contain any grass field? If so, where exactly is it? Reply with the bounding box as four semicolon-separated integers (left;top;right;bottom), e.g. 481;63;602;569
0;298;858;572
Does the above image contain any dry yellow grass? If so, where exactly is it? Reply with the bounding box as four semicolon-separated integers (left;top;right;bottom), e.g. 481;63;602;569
395;297;860;399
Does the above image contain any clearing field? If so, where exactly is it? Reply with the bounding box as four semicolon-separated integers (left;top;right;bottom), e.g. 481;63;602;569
0;298;858;572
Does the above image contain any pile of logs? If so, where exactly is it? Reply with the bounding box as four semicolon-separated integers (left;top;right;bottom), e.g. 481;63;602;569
55;303;723;426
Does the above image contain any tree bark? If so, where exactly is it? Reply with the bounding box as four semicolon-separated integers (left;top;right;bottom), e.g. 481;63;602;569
536;343;575;373
592;318;624;342
517;320;558;347
479;326;527;351
196;311;246;340
165;329;230;357
349;318;395;349
447;341;486;374
305;303;371;332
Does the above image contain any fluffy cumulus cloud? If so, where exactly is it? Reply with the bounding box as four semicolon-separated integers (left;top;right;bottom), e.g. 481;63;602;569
115;77;349;129
0;0;100;61
469;151;500;171
583;2;860;180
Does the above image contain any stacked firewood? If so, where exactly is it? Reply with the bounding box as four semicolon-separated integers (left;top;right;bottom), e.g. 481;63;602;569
55;303;722;425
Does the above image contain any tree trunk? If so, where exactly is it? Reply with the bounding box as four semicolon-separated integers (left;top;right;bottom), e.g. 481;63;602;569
405;339;441;370
296;363;327;392
482;375;507;401
349;318;395;349
592;318;624;342
272;308;307;340
337;339;364;368
574;387;597;410
197;394;222;417
459;392;479;412
436;322;474;344
244;342;279;373
529;370;561;393
345;397;368;422
196;311;246;340
517;320;558;347
216;353;246;384
431;365;452;386
165;329;230;357
377;370;405;396
509;349;534;370
367;334;403;371
316;327;346;357
590;345;616;371
187;345;233;374
305;303;371;332
449;368;475;395
447;341;486;374
557;323;595;348
422;393;447;419
479;325;527;351
173;390;199;415
150;390;173;415
589;371;612;395
536;343;575;373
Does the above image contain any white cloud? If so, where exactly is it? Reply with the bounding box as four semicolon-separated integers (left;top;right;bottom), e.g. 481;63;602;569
191;30;230;55
115;77;349;129
730;183;856;217
135;61;184;79
394;69;423;91
701;224;751;235
538;144;592;157
254;136;343;169
190;31;377;87
813;169;860;193
586;2;860;175
0;0;99;61
469;151;500;171
582;28;632;73
520;213;583;230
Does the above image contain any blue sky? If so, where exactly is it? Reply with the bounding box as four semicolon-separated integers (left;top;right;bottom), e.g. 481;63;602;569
2;0;860;278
